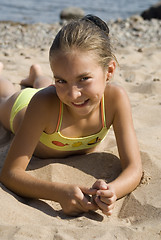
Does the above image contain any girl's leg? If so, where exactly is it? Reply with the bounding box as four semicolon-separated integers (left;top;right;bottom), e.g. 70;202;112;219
20;64;53;89
0;62;17;139
0;63;52;133
0;63;16;99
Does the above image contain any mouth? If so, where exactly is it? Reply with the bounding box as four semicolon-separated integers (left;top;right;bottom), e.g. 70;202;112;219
72;99;89;107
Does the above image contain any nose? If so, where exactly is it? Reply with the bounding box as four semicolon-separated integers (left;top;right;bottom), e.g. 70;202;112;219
67;84;82;100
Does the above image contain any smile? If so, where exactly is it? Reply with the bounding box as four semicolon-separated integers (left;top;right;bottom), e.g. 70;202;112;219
72;99;89;107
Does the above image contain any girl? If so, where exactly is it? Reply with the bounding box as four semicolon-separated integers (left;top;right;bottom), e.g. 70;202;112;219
0;15;142;216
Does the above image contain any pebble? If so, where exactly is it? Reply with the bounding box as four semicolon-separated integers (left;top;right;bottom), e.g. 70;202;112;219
109;16;161;48
0;15;161;50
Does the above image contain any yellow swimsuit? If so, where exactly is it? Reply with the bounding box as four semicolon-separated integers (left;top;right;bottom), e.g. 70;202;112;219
10;88;109;151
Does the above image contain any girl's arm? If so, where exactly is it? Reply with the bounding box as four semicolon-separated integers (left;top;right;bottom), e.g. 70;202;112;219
93;86;142;215
111;86;142;196
0;92;56;198
0;93;97;216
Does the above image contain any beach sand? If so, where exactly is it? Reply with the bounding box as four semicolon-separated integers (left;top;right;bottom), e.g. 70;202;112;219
0;43;161;239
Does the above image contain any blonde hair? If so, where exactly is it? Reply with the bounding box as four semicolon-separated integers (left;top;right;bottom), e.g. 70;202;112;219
49;15;117;70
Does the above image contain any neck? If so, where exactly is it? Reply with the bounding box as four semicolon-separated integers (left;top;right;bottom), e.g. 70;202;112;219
65;101;101;121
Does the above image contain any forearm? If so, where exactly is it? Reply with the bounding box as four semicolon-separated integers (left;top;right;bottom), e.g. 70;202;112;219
0;169;98;216
108;164;142;199
0;169;62;202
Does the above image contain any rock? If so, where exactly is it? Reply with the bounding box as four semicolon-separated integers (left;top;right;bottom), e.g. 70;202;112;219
137;48;143;53
141;1;161;20
60;7;85;20
130;15;143;22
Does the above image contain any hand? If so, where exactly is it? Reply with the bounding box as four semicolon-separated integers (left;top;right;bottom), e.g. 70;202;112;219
92;180;117;216
58;184;98;216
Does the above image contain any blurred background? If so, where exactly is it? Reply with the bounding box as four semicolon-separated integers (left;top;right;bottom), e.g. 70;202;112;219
0;0;159;24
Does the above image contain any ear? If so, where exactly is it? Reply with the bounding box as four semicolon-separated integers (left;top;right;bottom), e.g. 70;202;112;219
106;60;116;81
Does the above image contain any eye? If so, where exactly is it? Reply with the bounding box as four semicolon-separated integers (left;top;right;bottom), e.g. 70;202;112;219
55;79;66;84
80;77;90;82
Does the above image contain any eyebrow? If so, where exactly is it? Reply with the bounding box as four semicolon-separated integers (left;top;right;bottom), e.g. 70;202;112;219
54;75;63;80
77;72;91;79
54;72;91;80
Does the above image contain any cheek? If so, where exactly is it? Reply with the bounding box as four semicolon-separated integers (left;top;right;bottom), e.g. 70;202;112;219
55;86;66;100
89;79;106;95
86;85;105;102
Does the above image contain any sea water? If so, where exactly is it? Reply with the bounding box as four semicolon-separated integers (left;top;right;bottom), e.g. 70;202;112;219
0;0;159;24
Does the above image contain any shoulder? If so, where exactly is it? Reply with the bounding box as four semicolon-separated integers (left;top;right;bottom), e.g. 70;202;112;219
105;82;128;100
26;86;60;122
32;85;58;102
104;83;130;110
104;83;131;126
29;86;59;109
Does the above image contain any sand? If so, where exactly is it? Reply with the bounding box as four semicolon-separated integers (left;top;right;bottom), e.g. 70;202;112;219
0;44;161;239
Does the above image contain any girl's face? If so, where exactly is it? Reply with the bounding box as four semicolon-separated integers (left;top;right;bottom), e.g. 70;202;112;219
50;50;110;117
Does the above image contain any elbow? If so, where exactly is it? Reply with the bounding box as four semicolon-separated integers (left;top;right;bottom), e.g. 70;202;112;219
138;165;143;186
0;169;9;186
0;168;16;189
0;168;23;198
132;163;143;188
123;161;143;190
137;158;143;180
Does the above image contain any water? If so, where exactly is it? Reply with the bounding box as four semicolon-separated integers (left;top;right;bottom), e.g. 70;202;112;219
0;0;159;24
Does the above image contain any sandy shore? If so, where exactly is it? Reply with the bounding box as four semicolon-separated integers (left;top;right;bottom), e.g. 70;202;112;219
0;19;161;239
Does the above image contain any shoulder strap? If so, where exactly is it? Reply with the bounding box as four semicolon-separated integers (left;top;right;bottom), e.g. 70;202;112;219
101;95;107;128
56;97;105;132
55;101;63;132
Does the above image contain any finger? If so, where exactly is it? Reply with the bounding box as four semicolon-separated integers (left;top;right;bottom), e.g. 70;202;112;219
76;192;98;212
96;188;115;199
80;186;97;196
92;179;108;190
102;209;113;216
99;195;116;205
97;197;114;215
82;194;98;211
95;196;115;213
62;201;85;216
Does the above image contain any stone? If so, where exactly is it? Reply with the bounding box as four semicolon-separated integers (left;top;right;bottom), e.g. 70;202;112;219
130;15;143;22
141;1;161;20
60;7;85;20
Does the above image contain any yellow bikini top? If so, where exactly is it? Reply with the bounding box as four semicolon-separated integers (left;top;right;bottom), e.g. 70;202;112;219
39;96;108;151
